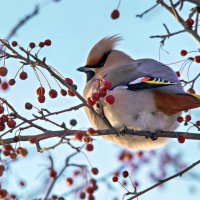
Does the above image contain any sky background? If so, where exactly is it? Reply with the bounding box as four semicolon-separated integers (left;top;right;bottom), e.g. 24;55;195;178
1;0;200;200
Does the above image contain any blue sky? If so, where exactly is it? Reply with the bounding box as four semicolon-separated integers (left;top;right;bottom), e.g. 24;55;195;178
1;0;200;200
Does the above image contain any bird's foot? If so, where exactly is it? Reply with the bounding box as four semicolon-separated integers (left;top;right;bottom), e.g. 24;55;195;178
119;126;132;136
145;131;158;141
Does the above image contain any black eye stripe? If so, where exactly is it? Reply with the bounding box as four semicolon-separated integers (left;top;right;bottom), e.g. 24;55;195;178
88;51;111;68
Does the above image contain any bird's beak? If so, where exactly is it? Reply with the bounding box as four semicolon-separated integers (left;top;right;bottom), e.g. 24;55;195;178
77;66;88;72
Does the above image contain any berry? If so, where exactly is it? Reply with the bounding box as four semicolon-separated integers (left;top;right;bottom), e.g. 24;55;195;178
178;135;185;143
102;80;112;90
0;66;8;77
1;82;9;90
104;95;115;105
49;169;57;178
25;102;33;110
185;18;194;29
60;89;67;96
122;170;129;178
1;115;9;123
86;187;94;194
0;106;4;114
91;92;100;102
3;150;10;156
177;116;184;123
111;9;120;20
79;192;86;199
194;56;200;63
39;42;45;48
0;165;5;172
180;50;187;56
176;71;181;77
137;151;143;157
19;71;28;80
87;128;95;135
37;87;45;96
85;143;94;151
8;79;16;86
11;41;18;47
185;114;191;122
70;119;77;126
98;88;107;97
29;136;37;144
187;87;195;94
7;119;16;128
29;42;35;49
58;197;65;200
44;39;52;46
67;89;75;96
0;189;8;198
196;120;200;126
112;176;118;182
87;97;95;106
49;89;58;98
65;78;73;86
66;178;73;186
74;131;83;141
38;95;45;103
91;167;99;175
10;152;17;160
4;144;13;152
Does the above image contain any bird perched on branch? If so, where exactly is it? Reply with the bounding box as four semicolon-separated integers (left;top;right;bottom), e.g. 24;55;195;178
77;35;200;150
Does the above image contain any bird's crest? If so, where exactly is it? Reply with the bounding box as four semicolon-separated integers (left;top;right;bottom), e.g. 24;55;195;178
86;35;122;66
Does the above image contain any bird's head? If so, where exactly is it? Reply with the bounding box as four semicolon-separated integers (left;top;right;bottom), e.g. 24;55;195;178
77;35;133;82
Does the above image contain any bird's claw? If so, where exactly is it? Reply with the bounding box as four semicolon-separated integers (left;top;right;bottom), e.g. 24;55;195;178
119;126;130;136
146;132;158;141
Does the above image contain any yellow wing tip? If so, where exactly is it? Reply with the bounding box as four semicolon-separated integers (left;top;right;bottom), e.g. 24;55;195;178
190;94;200;100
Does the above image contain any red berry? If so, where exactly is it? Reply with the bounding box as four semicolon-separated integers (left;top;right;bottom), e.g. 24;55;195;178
85;143;94;151
87;128;95;135
8;79;16;86
104;95;115;105
7;119;16;128
0;106;4;114
65;78;73;86
10;152;17;160
74;131;83;141
102;80;112;90
67;90;75;96
137;151;143;157
0;189;8;198
112;176;118;182
4;144;13;152
91;92;100;102
98;88;107;97
44;39;52;46
180;50;187;56
122;170;129;178
39;42;45;48
36;87;45;96
111;9;120;20
187;87;195;94
19;71;28;80
66;178;73;186
185;114;191;122
1;82;8;90
87;97;95;106
1;115;9;123
3;150;10;156
86;187;94;194
194;56;200;63
79;192;86;199
176;71;181;77
177;116;184;123
29;42;35;49
196;120;200;126
91;167;99;175
38;95;45;103
60;89;67;96
0;66;8;77
178;135;185;143
185;18;194;29
29;136;37;144
11;41;18;47
49;169;57;178
70;119;77;126
49;89;58;98
25;102;33;110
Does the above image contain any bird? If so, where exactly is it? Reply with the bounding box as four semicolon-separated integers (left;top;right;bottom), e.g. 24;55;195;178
77;35;200;150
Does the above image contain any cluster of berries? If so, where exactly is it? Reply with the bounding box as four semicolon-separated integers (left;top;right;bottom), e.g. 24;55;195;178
87;80;115;106
0;105;16;132
180;49;200;63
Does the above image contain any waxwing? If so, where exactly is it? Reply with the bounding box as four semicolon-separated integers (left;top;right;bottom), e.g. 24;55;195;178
77;35;200;150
